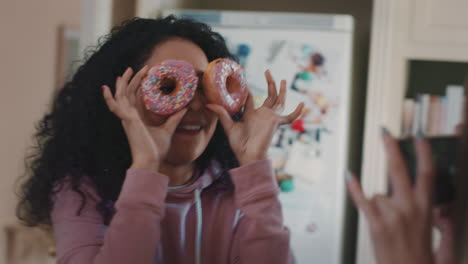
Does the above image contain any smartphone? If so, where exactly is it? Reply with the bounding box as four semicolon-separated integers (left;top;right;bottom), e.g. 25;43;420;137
396;136;460;205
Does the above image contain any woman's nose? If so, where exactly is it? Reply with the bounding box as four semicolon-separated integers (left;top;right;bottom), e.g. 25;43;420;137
187;89;207;111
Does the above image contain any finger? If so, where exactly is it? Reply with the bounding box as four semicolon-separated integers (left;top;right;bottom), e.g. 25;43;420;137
372;195;394;214
414;138;436;207
121;66;134;83
382;128;412;201
262;70;278;108
102;85;118;113
162;108;187;134
244;89;255;113
279;102;305;125
205;104;235;132
346;171;379;222
116;67;133;99
127;65;148;103
371;195;401;225
273;79;287;112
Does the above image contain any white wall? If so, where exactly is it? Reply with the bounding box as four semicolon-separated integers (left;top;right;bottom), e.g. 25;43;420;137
0;1;81;263
80;0;113;56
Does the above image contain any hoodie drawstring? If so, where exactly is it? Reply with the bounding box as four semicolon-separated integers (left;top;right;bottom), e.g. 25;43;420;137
194;189;203;264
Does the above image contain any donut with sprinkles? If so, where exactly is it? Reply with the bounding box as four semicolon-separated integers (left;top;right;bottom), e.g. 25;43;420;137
203;58;248;115
140;60;198;115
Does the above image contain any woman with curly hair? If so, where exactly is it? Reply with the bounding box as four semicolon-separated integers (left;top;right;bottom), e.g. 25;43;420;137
17;16;302;264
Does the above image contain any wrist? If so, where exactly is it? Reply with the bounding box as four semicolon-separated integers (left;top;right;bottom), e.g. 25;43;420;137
238;154;268;167
130;160;159;171
121;117;143;128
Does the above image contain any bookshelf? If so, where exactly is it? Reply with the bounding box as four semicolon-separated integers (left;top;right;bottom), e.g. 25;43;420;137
357;0;468;263
403;60;468;137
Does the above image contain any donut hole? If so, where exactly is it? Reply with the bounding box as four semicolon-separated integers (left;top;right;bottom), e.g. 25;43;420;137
160;78;177;95
226;76;240;94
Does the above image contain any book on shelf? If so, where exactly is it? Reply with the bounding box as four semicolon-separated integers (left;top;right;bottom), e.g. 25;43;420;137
446;85;464;134
401;85;465;137
402;99;415;137
427;95;441;136
440;96;448;135
420;94;430;135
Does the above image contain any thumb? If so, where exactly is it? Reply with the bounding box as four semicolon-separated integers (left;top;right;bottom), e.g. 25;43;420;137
205;104;234;131
162;108;187;134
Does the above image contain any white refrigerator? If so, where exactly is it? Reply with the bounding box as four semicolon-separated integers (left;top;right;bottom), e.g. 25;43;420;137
165;10;354;264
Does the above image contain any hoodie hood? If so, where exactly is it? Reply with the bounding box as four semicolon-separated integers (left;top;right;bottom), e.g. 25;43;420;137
166;161;224;200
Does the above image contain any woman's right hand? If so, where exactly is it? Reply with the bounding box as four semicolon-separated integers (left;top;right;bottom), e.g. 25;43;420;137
102;66;187;171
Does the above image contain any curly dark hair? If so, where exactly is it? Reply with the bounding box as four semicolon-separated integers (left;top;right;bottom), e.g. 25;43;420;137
17;15;240;226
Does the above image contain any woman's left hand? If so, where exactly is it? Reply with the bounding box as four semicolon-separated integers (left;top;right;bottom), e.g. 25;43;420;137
347;132;436;264
206;70;304;166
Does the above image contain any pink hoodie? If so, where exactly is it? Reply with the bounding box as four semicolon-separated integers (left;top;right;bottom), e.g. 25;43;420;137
51;160;293;264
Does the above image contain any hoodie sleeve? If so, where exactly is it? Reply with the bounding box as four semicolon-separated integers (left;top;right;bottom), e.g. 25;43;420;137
51;169;169;264
228;160;294;264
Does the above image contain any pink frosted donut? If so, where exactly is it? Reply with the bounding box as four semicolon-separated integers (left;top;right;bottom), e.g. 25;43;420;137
140;60;198;115
203;58;248;115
